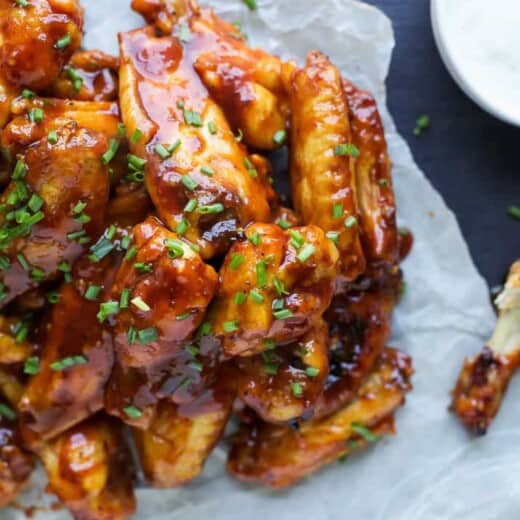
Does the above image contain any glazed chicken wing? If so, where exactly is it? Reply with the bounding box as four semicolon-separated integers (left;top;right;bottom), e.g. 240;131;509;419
104;217;218;428
118;26;273;259
236;319;329;423
48;50;119;102
285;51;366;282
452;260;520;434
0;395;34;508
39;414;136;520
208;223;338;357
0;102;119;308
228;347;413;489
133;365;235;488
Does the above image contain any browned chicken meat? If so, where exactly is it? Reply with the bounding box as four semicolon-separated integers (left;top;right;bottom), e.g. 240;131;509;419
452;260;520;434
209;223;339;357
228;347;413;489
39;414;136;520
118;26;273;259
285;51;366;282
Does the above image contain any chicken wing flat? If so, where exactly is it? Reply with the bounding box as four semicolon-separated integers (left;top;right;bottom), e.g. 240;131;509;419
208;223;338;357
0;397;34;508
39;414;136;520
48;50;119;102
228;347;413;489
343;79;398;265
0;0;83;127
285;51;366;282
104;217;218;427
452;260;520;434
236;319;329;423
0;103;119;308
133;365;235;488
118;26;273;259
316;263;403;419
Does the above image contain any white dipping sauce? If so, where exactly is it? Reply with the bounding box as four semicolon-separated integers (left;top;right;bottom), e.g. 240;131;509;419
432;0;520;125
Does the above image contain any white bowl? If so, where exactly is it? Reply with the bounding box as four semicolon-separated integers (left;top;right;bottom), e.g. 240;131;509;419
431;0;520;126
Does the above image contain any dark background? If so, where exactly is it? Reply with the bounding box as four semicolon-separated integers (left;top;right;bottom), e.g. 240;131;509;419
369;0;520;287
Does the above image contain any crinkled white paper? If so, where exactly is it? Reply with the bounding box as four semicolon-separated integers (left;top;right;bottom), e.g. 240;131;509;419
5;1;516;519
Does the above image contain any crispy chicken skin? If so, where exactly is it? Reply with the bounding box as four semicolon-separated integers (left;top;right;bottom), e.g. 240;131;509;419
48;50;119;102
452;260;520;434
104;217;218;428
285;51;366;282
0;115;109;306
118;26;272;259
133;365;235;488
0;0;83;127
343;79;398;265
0;394;34;508
236;320;329;423
209;223;339;357
228;347;413;489
39;415;136;520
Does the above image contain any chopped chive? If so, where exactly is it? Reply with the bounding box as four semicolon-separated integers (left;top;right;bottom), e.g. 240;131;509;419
305;367;320;377
332;202;343;219
178;24;191;43
248;231;261;246
181;174;198;191
72;201;87;215
124;246;137;261
46;290;60;303
243;157;258;178
120;235;131;250
177;99;185;109
334;143;360;157
198;203;224;214
256;260;268;288
223;320;239;333
273;308;293;320
117;123;126;137
14;320;30;343
84;285;101;301
184;109;203;127
176;217;189;236
326;231;340;244
242;0;257;10
291;382;303;397
200;165;215;176
28;108;44;123
167;139;181;153
131;296;150;312
28;194;43;212
184;199;197;213
0;403;16;420
50;355;88;371
24;356;39;375
208;121;217;134
48;130;58;144
508;206;520;219
0;256;10;270
344;216;358;228
263;364;278;375
55;32;72;50
102;138;120;164
21;88;34;99
12;159;26;180
75;213;91;225
16;253;29;270
414;114;430;136
128;154;147;170
198;322;212;336
89;237;115;262
351;422;379;442
29;267;45;281
289;230;305;249
154;143;171;159
235;128;244;142
186;344;200;356
119;288;130;309
131;128;143;143
229;253;245;271
176;312;191;321
67;229;87;241
263;338;276;350
277;218;290;230
127;326;137;344
123;405;142;419
164;238;185;259
297;243;316;263
249;289;264;303
134;262;153;273
97;301;119;323
273;129;287;146
234;291;247;305
66;68;83;92
188;359;203;372
379;178;388;186
137;327;159;344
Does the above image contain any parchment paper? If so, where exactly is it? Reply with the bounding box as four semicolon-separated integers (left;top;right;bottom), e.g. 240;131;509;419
5;1;518;519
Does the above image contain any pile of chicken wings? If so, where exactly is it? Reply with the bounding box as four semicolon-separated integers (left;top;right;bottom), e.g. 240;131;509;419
0;0;414;517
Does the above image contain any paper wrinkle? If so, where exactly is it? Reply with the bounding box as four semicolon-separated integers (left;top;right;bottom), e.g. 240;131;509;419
4;1;510;519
